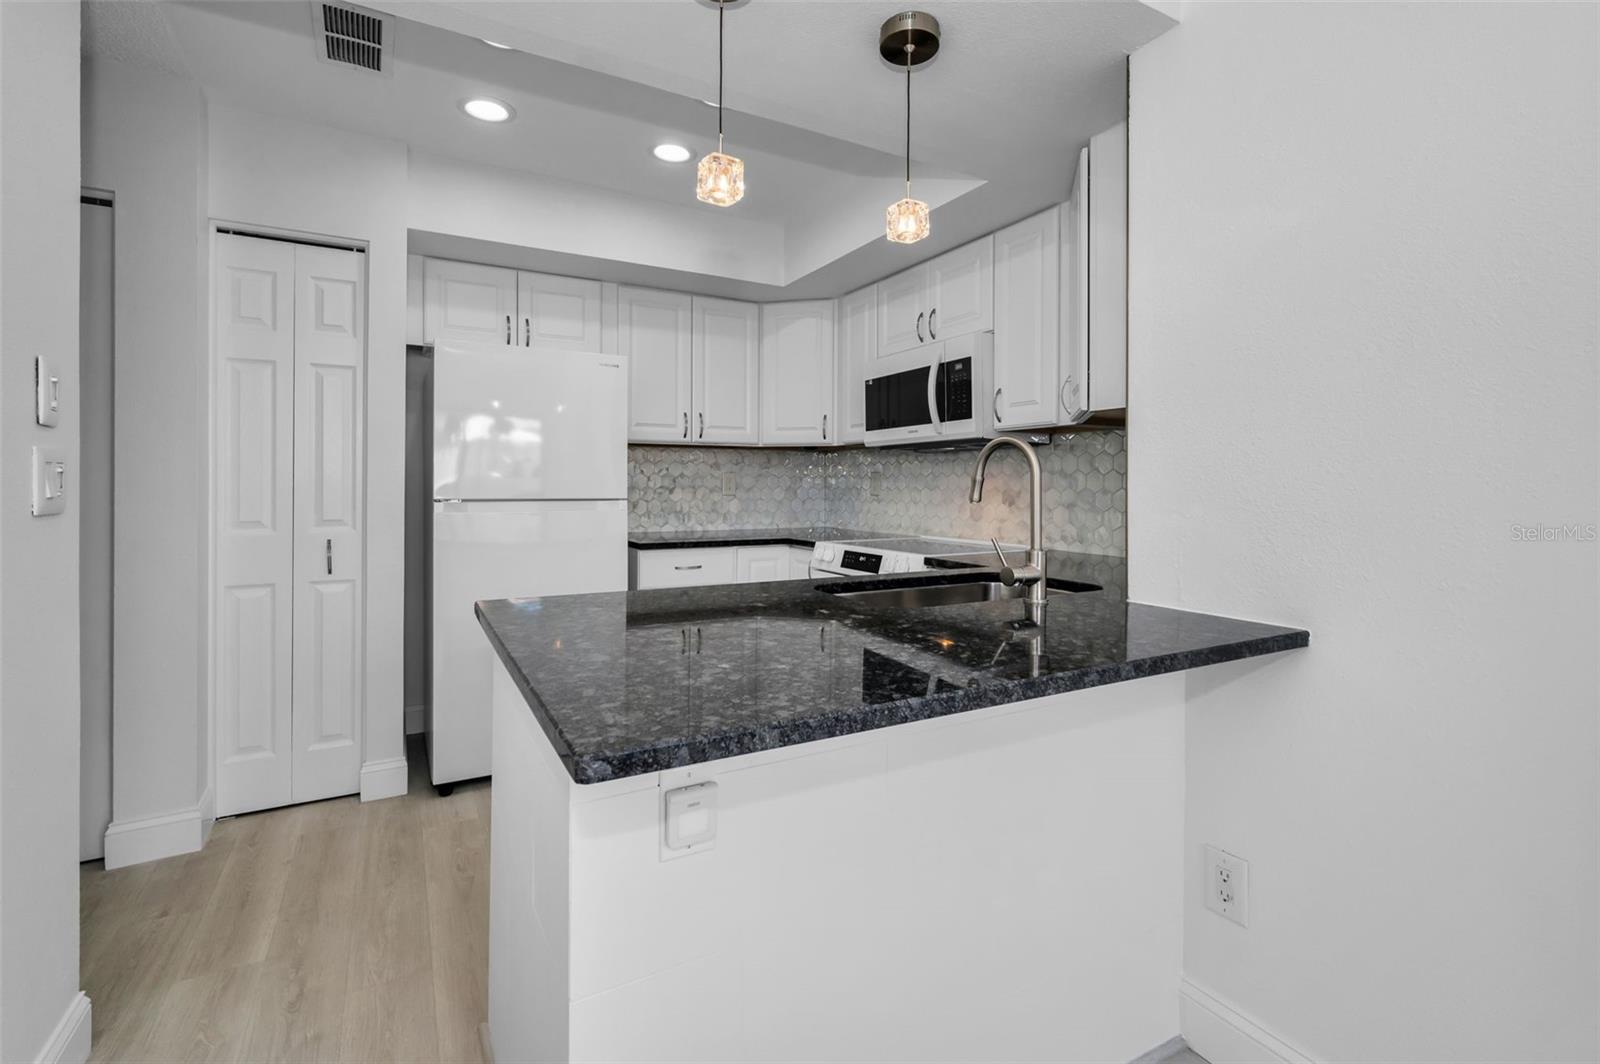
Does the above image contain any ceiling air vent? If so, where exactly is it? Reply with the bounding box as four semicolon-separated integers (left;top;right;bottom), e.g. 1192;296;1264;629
313;1;394;75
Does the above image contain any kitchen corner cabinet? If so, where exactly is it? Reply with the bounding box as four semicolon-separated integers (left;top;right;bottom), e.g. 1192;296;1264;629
619;286;694;443
760;301;836;446
834;285;875;445
691;297;760;445
992;207;1061;430
875;236;994;359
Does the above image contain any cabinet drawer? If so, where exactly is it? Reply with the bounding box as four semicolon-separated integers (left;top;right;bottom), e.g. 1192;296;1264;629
632;548;737;589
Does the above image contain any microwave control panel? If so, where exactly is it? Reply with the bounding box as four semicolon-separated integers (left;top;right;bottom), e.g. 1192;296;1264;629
937;357;973;422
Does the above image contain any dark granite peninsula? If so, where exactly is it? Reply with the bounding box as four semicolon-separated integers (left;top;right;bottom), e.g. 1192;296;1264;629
482;552;1307;1064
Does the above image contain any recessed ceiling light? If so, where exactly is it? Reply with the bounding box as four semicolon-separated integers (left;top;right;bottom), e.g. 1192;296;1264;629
461;97;514;123
482;39;513;49
653;143;692;163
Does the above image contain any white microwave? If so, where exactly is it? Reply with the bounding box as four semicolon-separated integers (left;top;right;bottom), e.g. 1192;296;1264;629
864;332;995;447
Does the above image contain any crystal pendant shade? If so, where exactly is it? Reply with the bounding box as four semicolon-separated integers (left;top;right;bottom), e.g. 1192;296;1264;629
696;147;745;207
886;195;930;244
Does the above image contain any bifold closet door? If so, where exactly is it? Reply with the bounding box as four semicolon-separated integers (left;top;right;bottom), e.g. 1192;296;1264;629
290;244;365;804
215;234;365;817
215;234;297;815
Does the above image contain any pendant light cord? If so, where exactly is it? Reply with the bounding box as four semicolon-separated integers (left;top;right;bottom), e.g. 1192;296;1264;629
904;46;913;193
717;3;725;146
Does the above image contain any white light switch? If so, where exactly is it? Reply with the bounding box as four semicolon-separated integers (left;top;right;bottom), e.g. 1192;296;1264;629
35;356;61;427
31;447;66;516
662;781;718;854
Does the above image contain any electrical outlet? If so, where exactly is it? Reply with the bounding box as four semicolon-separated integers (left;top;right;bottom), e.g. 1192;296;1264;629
1204;845;1249;926
721;472;736;497
868;470;883;497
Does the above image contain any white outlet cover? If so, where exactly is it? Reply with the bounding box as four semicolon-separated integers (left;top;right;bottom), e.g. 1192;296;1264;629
1204;844;1250;927
31;446;67;517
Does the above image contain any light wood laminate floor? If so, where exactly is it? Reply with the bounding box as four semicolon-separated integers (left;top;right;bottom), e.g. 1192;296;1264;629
80;742;490;1063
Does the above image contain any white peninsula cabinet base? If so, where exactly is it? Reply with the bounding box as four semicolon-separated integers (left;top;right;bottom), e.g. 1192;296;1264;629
489;659;1185;1063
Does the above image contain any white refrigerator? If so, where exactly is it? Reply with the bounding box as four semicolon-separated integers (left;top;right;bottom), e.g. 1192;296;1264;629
429;341;629;792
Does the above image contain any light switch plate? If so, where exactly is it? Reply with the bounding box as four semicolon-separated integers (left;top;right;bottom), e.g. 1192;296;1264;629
35;356;61;427
31;447;66;516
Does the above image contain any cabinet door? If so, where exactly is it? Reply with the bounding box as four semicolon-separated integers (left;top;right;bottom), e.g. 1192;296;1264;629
291;244;365;805
993;208;1060;430
835;286;875;444
1059;148;1091;424
788;547;814;579
619;286;693;443
927;237;994;341
760;301;835;446
736;546;789;583
214;234;296;817
423;258;517;347
875;267;928;358
517;271;604;351
692;297;760;445
1087;120;1128;411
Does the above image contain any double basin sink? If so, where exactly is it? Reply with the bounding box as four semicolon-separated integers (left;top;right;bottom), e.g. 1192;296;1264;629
816;572;1100;609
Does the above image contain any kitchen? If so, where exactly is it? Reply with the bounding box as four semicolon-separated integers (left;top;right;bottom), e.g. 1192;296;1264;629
0;3;1594;1064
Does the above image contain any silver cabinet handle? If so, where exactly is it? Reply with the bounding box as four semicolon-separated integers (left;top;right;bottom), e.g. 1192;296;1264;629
505;314;512;344
325;538;332;575
929;308;938;339
682;412;689;439
822;413;827;439
524;317;531;346
916;311;925;344
674;564;703;571
699;412;705;439
994;387;1003;423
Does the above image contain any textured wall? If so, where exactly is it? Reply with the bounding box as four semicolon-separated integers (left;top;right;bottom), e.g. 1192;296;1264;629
629;428;1127;556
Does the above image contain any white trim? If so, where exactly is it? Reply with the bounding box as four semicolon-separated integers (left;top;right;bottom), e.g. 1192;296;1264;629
360;756;408;802
1128;1035;1189;1064
102;804;205;870
405;702;425;735
478;1022;495;1064
1180;978;1318;1064
33;991;92;1064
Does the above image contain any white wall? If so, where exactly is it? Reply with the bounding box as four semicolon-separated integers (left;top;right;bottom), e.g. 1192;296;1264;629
0;4;91;1060
1128;4;1598;1061
81;58;212;853
208;104;410;792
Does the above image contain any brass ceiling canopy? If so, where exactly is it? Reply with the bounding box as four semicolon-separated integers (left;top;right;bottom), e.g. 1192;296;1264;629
878;11;941;68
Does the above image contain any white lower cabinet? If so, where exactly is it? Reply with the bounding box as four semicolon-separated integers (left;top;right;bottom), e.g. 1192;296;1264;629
215;233;366;817
788;547;814;579
735;546;790;583
631;544;813;589
760;301;835;446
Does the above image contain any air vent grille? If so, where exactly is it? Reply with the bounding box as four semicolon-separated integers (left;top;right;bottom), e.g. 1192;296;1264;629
315;2;390;74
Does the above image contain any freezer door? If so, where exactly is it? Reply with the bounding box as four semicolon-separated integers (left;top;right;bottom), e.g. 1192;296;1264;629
428;500;627;786
433;342;629;501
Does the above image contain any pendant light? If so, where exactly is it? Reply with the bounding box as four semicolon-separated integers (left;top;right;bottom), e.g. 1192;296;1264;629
881;11;939;244
696;0;746;207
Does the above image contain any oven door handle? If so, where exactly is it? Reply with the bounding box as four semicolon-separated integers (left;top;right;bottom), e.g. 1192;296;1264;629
926;361;943;435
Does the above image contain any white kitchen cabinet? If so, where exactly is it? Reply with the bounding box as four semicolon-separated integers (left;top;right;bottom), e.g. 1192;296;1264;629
424;258;519;347
992;207;1061;430
760;301;835;446
517;271;605;351
631;548;738;589
875;237;994;358
736;545;790;583
788;547;813;579
620;286;694;443
692;297;760;445
834;285;875;444
1059;121;1128;423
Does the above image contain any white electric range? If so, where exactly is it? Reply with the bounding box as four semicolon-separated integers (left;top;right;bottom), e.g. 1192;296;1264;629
808;535;1020;578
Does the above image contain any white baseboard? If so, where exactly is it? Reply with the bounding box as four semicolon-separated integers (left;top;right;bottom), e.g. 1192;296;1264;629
1128;1035;1188;1064
360;756;408;802
405;702;425;735
103;803;206;870
1180;979;1317;1064
34;991;91;1064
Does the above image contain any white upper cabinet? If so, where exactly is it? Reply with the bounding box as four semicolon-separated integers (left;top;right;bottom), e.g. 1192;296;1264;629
927;237;994;342
1058;121;1129;422
424;259;518;347
835;285;875;445
875;236;994;358
619;286;693;443
692;297;760;445
993;207;1061;430
760;300;835;446
517;271;605;351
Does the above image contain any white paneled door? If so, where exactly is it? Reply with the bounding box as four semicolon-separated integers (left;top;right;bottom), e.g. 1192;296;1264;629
692;297;760;445
621;287;693;443
215;233;365;817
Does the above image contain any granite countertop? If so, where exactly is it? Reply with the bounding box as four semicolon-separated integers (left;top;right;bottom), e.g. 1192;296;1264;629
627;526;880;550
476;548;1308;784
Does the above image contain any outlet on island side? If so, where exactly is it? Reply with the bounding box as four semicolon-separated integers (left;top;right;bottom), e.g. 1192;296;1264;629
1204;845;1249;927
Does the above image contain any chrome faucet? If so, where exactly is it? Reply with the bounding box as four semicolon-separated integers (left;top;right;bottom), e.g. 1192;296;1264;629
969;436;1048;625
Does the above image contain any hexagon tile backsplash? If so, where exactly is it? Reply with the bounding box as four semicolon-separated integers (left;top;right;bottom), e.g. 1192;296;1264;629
628;429;1127;557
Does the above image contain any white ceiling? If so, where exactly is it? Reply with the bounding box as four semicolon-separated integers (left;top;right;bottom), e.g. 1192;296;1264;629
83;0;1176;298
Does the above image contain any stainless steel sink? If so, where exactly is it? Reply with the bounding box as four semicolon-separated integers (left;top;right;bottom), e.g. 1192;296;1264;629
816;575;1100;609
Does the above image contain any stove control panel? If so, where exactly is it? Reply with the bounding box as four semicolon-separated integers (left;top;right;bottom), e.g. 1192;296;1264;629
839;549;883;574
